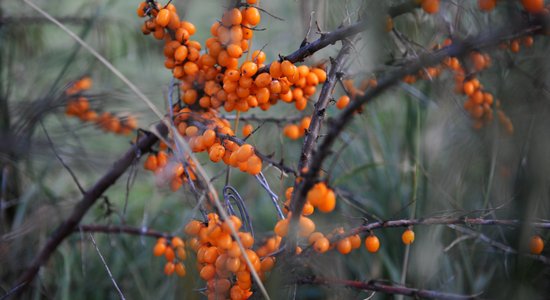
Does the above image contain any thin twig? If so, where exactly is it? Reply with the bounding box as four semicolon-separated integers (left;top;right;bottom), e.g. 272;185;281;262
88;233;127;300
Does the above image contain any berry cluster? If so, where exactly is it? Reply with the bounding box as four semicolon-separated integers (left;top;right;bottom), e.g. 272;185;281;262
184;214;261;300
153;236;188;277
64;77;138;135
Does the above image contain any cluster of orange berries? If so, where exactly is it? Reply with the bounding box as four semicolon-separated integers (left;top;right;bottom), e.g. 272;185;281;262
173;109;264;175
65;77;138;135
282;116;310;140
184;213;268;300
153;236;188;277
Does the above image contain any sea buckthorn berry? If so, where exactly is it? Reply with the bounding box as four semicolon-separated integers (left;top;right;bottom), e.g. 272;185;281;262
243;7;261;26
274;219;290;237
510;39;520;53
336;95;350;109
463;81;475;95
175;263;186;277
241;61;258;77
144;154;158;171
337;238;352;255
298;216;316;237
200;264;216;281
281;60;296;78
283;124;301;140
227;44;243;58
228;8;243;25
530;235;544;255
349;234;361;249
478;0;497;11
247;155;262;175
522;0;544;13
308;232;325;245
270;61;283;78
422;0;440;14
365;235;380;253
172;236;185;248
402;229;415;245
254;73;272;88
242;124;253;136
156;9;171;27
313;237;330;253
153;241;167;256
238;232;254;248
317;189;336;213
174;45;188;62
236;144;254;162
164;246;175;261
164;262;175;275
252;50;266;64
185;220;203;236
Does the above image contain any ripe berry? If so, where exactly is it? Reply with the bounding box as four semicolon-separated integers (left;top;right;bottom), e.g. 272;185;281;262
365;235;380;253
336;95;350;109
337;238;352;255
402;229;415;245
243;7;261;26
422;0;440;14
241;61;258;77
521;0;544;13
164;262;175;275
156;9;171;27
530;235;544;255
478;0;497;11
153;242;166;256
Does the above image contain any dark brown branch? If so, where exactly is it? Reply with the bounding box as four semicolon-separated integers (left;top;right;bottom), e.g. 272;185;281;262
299;277;478;300
286;19;544;250
6;125;166;298
257;1;420;74
76;224;170;239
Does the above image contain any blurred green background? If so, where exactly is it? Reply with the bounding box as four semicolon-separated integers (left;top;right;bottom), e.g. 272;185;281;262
1;0;550;299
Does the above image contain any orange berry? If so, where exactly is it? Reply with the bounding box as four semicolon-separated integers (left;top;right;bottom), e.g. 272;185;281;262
313;237;330;253
478;0;497;11
226;257;241;273
241;61;258;77
242;124;253;136
164;262;175;275
236;144;254;162
274;219;290;237
227;44;243;58
530;235;544;255
317;189;336;213
510;40;520;53
183;61;199;76
260;257;275;272
252;50;266;64
337;238;352;255
200;264;216;281
422;0;439;14
144;154;158;171
238;232;254;248
171;236;185;248
228;8;243;25
246;155;262;175
283;124;301;140
254;73;272;88
156;9;171;27
336;95;350;109
308;232;325;245
463;81;475;95
349;234;362;249
243;7;261;26
522;0;544;13
281;60;296;78
365;235;380;253
270;61;283;78
175;263;186;277
164;246;175;261
402;229;415;245
298;216;316;237
153;242;166;256
184;220;203;236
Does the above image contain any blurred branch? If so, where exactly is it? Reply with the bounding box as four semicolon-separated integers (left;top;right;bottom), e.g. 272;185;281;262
298;277;479;300
258;1;420;74
286;16;545;252
76;224;170;239
220;114;305;124
4;125;166;299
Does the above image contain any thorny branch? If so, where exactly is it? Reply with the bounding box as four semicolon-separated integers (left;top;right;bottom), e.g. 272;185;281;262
287;17;546;250
299;277;479;300
4;124;166;298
